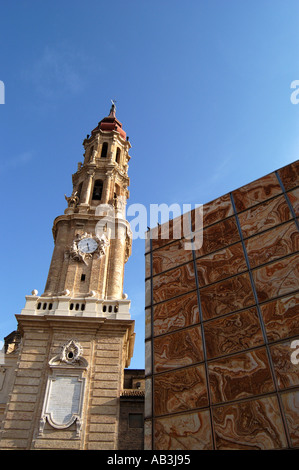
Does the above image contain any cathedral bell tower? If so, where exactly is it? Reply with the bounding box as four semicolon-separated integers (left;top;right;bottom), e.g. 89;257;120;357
0;104;136;450
42;100;132;312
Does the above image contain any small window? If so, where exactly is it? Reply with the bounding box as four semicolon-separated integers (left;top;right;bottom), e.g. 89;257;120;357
115;147;121;164
129;414;143;429
101;142;108;158
81;274;86;282
92;180;103;200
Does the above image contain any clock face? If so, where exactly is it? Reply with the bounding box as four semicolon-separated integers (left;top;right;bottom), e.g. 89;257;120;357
77;237;98;253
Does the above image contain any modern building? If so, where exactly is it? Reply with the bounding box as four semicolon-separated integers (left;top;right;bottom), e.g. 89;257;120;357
0;104;144;450
145;160;299;450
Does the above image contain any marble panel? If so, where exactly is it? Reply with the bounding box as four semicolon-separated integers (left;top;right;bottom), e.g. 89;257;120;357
232;172;282;213
151;214;190;251
213;395;287;449
154;365;208;416
281;390;299;447
194;217;240;259
152;239;193;276
252;253;299;303
208;348;274;404
153;291;199;336
196;243;247;287
270;338;299;389
154;326;203;373
260;293;299;342
204;308;264;359
152;262;197;304
288;187;299;217
145;307;151;340
154;409;213;450
238;195;292;239
200;272;255;320
278;160;299;191
191;193;234;230
245;221;299;269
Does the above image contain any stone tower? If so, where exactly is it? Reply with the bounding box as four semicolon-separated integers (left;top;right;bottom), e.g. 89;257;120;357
0;103;137;450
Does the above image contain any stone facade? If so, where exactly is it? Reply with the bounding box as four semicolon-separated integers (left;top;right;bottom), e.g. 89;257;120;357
119;370;145;450
0;104;144;450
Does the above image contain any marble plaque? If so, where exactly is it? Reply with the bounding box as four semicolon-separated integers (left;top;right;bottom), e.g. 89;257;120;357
47;375;83;426
41;373;85;434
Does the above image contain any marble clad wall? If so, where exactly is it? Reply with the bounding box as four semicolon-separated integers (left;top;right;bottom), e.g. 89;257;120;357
144;160;299;450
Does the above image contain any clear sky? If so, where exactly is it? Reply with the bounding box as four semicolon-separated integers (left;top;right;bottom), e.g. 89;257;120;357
1;0;299;369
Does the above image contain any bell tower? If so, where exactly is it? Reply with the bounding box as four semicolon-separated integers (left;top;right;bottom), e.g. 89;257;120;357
0;104;137;450
42;100;132;311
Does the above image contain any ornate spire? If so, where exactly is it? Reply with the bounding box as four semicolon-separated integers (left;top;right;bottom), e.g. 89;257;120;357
109;99;116;118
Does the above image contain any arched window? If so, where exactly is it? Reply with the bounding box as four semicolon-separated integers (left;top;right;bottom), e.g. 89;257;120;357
115;147;121;164
92;180;103;200
101;142;108;158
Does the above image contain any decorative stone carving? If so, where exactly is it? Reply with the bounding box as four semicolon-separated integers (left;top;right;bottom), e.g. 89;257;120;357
48;339;87;368
113;194;127;218
39;340;88;438
86;290;96;297
65;190;79;208
67;232;109;265
97;233;110;256
57;289;70;296
39;374;85;438
60;340;83;364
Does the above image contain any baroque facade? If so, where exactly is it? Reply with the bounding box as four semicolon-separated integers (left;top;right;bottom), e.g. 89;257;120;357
0;104;144;450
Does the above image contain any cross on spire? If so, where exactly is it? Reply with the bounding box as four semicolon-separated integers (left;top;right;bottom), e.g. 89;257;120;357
109;99;117;117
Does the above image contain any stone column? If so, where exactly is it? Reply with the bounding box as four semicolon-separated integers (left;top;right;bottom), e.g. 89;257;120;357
80;170;95;206
102;172;113;204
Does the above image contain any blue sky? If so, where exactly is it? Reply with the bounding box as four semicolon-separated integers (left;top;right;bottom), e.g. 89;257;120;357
1;0;299;369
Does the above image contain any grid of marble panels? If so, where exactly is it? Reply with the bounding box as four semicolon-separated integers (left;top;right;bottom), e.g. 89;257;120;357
144;160;299;450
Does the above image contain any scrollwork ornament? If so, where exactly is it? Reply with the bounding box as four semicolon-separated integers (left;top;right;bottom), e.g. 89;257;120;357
60;340;83;364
